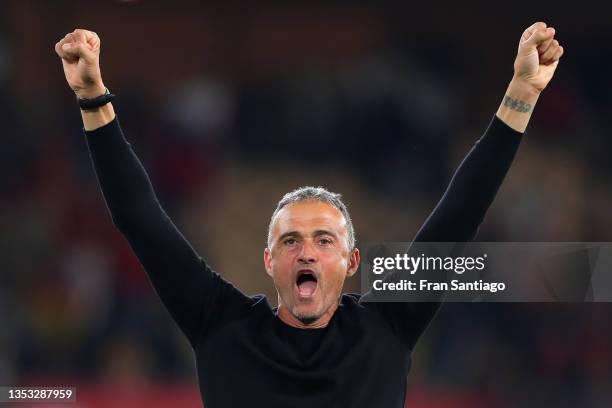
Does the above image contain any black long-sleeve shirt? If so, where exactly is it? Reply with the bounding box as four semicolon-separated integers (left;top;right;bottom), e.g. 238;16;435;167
85;115;522;408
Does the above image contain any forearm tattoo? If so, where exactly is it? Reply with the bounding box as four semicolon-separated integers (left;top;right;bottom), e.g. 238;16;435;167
503;95;532;113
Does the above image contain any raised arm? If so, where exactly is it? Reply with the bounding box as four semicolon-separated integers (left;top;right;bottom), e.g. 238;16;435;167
54;29;248;347
370;22;565;348
415;22;564;242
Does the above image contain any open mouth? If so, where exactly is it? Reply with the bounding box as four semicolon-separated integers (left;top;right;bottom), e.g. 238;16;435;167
296;270;318;298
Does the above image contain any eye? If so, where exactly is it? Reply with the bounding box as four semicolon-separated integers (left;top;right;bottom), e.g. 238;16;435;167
318;238;332;245
283;238;297;246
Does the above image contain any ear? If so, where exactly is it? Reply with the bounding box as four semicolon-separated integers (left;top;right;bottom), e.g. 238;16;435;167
264;247;274;278
346;248;360;277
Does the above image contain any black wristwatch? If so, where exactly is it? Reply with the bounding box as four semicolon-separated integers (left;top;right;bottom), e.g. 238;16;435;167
78;88;116;110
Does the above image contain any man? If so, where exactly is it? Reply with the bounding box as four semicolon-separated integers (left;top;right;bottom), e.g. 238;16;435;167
55;22;563;407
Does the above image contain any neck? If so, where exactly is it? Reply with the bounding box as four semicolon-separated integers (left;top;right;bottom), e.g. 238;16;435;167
276;300;338;329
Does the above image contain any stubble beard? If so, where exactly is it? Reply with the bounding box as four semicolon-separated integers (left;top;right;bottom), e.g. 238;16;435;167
294;295;335;326
292;299;324;326
296;314;319;325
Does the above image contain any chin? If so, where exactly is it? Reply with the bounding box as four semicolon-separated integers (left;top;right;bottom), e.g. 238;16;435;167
296;314;320;325
293;305;323;325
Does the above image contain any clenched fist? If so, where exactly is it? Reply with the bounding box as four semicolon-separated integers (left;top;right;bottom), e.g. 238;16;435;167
55;29;106;99
513;22;564;94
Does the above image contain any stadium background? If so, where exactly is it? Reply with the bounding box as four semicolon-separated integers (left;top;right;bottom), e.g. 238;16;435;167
1;1;611;406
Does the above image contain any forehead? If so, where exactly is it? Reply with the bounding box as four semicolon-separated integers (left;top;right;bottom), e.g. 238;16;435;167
271;201;347;237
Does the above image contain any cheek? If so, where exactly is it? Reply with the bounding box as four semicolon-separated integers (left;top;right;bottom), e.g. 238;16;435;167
320;253;349;287
322;250;349;269
271;254;294;283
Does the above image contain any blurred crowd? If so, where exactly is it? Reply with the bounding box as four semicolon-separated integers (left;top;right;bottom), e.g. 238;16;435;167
0;1;611;407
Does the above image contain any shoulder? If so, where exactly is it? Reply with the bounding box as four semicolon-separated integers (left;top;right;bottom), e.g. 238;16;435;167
339;293;364;308
206;273;274;325
338;293;379;318
336;294;410;347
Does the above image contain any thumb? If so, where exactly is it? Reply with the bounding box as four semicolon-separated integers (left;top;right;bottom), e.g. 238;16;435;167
520;27;554;56
61;41;96;63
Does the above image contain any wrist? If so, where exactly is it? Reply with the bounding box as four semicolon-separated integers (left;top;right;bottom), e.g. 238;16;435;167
75;83;106;99
495;78;540;133
508;77;541;101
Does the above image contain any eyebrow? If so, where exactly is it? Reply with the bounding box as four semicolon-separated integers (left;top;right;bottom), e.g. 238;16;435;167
277;230;338;242
313;229;338;239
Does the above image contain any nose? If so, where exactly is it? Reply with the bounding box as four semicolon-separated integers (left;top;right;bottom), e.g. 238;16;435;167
298;239;317;264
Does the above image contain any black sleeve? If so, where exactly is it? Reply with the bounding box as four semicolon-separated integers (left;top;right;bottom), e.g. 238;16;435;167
85;117;251;347
367;115;523;349
412;116;523;243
